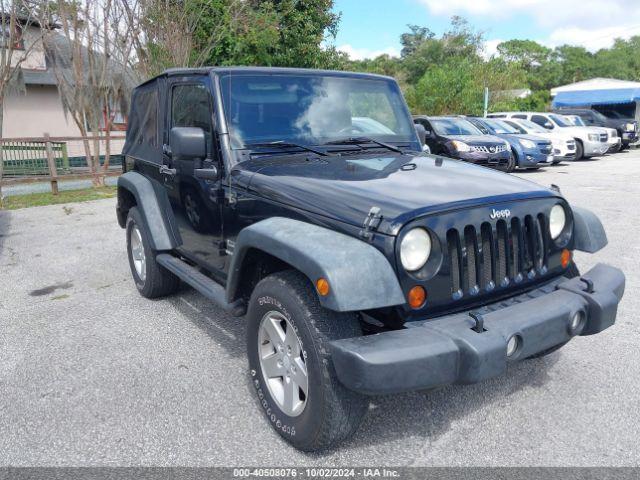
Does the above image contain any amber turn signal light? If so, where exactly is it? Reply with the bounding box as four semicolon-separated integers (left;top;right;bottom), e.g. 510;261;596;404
316;278;330;296
408;286;426;309
561;249;571;269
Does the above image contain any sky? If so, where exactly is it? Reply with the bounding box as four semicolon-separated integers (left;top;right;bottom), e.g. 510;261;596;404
332;0;640;60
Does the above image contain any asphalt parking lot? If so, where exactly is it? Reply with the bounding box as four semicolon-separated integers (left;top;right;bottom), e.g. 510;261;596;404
1;150;639;466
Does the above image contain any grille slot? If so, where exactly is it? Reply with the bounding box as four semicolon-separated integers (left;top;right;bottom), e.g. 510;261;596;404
463;226;478;293
447;212;550;299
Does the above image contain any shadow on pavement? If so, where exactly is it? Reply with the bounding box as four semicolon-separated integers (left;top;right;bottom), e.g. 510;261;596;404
170;287;560;456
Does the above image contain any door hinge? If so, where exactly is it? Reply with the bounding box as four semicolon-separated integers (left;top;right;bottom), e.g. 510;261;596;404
216;239;235;256
226;191;238;206
360;206;383;241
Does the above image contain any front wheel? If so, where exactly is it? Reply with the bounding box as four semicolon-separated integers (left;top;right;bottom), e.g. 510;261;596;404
247;270;367;451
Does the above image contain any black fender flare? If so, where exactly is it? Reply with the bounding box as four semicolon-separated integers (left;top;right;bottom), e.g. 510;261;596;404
116;171;179;251
226;217;405;312
572;207;608;253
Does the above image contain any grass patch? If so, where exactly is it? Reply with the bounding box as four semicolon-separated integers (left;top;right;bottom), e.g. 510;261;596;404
1;186;117;210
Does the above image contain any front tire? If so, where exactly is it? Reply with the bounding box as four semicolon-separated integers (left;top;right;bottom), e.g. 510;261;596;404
575;139;584;159
247;270;367;451
126;207;180;298
505;151;517;172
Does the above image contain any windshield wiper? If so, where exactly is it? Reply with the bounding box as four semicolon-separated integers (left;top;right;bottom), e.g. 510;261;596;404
245;141;328;157
322;136;404;154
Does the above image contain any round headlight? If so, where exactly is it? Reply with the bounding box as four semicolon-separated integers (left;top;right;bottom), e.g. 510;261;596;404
549;204;566;240
400;228;432;271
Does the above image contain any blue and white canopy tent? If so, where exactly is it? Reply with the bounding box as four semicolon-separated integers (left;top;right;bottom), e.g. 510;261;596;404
551;78;640;119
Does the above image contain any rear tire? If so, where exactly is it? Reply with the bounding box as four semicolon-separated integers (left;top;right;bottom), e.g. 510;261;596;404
247;270;367;451
527;262;580;359
126;207;180;298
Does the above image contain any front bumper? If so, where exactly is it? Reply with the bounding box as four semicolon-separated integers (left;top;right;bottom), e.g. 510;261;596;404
607;137;622;152
330;264;625;395
583;140;609;156
455;150;511;167
519;148;552;167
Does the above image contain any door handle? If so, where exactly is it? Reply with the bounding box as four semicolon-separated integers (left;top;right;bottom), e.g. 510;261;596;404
159;165;177;176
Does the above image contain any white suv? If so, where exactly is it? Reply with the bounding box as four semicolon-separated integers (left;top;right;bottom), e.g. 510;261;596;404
563;114;622;153
489;112;609;159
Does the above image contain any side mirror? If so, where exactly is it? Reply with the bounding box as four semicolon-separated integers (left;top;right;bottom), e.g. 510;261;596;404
414;123;427;145
543;122;553;130
170;127;206;159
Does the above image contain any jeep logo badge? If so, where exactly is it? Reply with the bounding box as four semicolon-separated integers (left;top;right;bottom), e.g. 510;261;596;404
490;208;511;219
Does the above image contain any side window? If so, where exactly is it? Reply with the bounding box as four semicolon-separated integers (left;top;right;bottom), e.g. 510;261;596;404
136;88;158;147
513;114;527;119
171;83;213;132
585;113;595;124
531;115;551;129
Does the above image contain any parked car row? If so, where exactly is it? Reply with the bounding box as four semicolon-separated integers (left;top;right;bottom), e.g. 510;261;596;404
414;110;638;172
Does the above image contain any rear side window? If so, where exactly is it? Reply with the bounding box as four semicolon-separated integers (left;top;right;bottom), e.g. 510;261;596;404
131;88;158;147
123;82;161;163
171;84;213;132
512;114;527;119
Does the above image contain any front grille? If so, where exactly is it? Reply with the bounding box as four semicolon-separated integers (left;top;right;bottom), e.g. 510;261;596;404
538;142;552;154
471;144;507;153
600;133;608;142
446;214;549;300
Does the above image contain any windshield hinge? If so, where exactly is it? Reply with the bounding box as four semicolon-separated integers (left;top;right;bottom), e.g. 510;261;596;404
360;206;383;241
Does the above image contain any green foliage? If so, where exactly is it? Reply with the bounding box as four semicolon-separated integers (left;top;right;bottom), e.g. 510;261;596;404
188;0;342;68
407;56;526;116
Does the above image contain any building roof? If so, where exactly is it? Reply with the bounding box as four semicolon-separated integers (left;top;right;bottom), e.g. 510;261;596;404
22;69;57;86
551;78;640;96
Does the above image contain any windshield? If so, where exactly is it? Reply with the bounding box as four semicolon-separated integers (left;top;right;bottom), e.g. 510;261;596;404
549;114;571;127
430;118;481;135
481;118;519;134
515;119;547;133
219;74;417;149
565;116;585;126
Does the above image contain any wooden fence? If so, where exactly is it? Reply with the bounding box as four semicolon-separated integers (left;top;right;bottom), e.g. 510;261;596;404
0;134;126;194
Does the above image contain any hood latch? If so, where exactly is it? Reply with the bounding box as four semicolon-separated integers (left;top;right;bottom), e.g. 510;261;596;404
360;206;383;241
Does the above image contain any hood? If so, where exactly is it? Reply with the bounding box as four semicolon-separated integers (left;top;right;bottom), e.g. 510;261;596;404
232;152;557;236
498;133;550;144
558;125;604;136
441;134;505;145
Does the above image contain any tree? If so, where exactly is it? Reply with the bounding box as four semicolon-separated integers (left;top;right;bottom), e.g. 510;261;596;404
46;0;136;186
407;56;526;116
497;39;551;69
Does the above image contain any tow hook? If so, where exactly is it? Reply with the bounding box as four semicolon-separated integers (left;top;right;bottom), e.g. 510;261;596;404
580;277;595;293
469;311;486;333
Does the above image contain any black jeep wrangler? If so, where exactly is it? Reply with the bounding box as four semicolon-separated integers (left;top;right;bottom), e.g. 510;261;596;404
117;67;625;451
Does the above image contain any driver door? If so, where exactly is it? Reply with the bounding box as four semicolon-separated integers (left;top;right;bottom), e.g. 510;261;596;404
164;77;225;271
